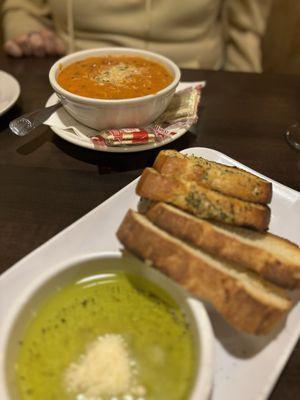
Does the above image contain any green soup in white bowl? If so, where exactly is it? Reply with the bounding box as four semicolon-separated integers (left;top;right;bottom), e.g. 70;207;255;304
1;252;214;400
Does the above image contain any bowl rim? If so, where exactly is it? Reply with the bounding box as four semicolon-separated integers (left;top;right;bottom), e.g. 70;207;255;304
49;47;181;105
0;251;214;400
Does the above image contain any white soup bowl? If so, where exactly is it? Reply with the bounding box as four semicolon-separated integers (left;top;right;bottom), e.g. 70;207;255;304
49;47;181;130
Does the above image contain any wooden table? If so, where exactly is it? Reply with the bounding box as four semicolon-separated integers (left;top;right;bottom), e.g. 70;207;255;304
0;53;299;399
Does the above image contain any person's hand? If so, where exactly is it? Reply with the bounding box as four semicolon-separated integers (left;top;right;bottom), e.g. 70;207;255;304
3;28;66;58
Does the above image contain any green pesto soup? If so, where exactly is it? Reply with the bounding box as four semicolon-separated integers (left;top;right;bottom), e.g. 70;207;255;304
16;271;195;400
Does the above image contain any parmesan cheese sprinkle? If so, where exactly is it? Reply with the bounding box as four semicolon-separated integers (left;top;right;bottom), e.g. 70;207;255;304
93;63;140;86
64;333;146;400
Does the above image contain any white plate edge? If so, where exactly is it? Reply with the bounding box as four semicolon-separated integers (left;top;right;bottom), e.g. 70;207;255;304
257;323;300;400
0;176;139;284
0;70;20;116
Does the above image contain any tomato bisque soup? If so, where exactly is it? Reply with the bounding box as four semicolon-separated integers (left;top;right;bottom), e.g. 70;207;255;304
57;55;174;100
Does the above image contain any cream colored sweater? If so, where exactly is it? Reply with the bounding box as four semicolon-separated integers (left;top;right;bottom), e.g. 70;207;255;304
2;0;272;71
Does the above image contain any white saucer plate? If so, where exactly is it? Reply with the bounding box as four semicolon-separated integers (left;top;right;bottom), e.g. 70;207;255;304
0;70;20;116
45;82;199;153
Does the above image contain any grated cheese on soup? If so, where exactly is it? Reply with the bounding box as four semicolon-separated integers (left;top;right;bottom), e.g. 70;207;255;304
93;63;140;86
64;333;146;399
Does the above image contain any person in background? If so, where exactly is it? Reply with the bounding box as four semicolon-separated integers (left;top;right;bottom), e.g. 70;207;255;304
2;0;272;72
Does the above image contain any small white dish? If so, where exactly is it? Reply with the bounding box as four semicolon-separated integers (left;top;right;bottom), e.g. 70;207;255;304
49;47;181;130
0;70;20;116
0;251;214;400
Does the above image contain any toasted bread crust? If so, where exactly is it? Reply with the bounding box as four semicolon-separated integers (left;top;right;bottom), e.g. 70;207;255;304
117;210;291;335
154;150;272;204
136;168;270;231
147;203;300;289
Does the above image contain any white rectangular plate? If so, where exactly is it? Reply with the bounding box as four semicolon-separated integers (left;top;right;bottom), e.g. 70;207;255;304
1;147;299;400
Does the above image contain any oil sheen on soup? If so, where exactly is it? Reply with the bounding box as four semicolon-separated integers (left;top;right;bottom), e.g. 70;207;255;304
16;271;195;400
57;55;174;100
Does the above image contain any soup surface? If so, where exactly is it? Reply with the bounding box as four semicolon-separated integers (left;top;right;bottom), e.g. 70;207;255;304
57;55;174;99
16;271;195;400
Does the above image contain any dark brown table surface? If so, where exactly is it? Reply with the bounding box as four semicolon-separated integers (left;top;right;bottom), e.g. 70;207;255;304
0;52;299;399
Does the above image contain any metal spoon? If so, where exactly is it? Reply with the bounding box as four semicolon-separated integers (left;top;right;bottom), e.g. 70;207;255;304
286;123;300;151
9;102;62;136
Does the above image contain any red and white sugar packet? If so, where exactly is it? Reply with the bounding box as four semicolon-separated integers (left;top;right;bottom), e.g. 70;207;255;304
92;128;156;146
91;82;205;148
